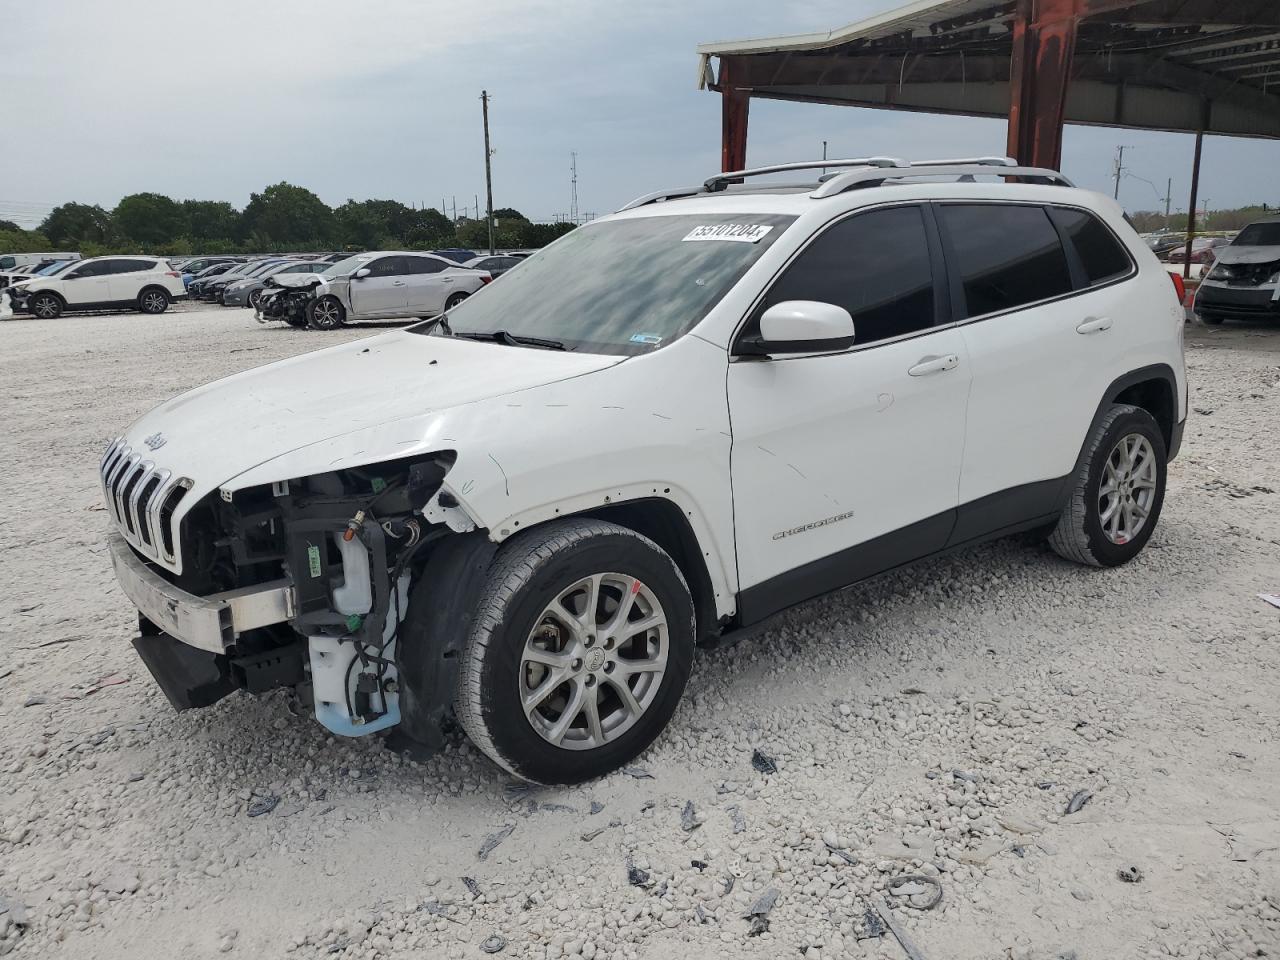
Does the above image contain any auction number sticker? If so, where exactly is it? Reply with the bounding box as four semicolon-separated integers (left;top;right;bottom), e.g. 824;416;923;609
681;224;774;243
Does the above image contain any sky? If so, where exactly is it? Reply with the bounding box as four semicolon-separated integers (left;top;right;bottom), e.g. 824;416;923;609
2;0;1278;228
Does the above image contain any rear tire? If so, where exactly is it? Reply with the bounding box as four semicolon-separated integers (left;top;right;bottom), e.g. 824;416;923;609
1198;313;1224;325
444;291;469;311
1048;404;1167;567
30;292;63;319
138;287;170;315
307;295;346;330
455;519;695;784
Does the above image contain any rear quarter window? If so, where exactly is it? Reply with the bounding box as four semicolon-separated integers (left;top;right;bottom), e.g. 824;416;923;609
1049;207;1133;286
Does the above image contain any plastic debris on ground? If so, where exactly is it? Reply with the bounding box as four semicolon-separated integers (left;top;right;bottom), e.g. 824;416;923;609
744;886;779;936
1065;789;1093;815
751;749;778;774
478;824;515;861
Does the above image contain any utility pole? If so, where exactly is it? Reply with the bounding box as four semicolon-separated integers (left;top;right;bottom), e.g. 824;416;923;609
1112;144;1133;200
569;152;579;225
481;90;496;255
451;196;457;223
1164;177;1172;227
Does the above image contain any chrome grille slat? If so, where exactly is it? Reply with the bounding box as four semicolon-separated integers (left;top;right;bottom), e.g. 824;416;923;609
126;462;157;545
111;454;142;529
98;436;188;572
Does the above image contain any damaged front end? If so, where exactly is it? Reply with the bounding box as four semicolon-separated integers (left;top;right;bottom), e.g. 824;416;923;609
255;276;322;327
114;452;467;742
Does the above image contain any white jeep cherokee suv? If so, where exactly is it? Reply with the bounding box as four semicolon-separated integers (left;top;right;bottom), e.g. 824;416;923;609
8;256;186;318
100;157;1186;784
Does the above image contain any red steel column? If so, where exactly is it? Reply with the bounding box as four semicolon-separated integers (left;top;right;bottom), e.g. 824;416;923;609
720;58;750;172
1006;0;1081;169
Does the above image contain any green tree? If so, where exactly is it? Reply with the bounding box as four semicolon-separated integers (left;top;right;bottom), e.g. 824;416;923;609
0;219;20;232
404;208;454;248
0;228;53;254
240;182;335;248
39;203;113;247
515;221;575;248
181;200;241;242
113;192;186;245
492;207;525;221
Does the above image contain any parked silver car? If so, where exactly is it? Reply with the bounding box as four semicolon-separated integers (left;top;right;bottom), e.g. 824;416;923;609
255;251;492;329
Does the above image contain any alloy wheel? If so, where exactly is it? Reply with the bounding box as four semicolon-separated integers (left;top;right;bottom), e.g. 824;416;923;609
33;296;59;319
142;292;167;313
1098;433;1157;545
519;572;668;751
313;300;341;327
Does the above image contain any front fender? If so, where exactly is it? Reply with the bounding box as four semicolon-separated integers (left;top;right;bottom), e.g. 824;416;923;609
222;336;739;618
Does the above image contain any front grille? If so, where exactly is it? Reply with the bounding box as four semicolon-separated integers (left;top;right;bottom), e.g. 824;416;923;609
99;437;191;570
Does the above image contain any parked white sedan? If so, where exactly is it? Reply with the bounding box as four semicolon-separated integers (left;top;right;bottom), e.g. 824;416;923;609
255;251;492;329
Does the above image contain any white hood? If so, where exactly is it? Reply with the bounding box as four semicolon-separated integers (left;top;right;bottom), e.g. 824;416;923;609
117;332;622;501
1213;245;1280;266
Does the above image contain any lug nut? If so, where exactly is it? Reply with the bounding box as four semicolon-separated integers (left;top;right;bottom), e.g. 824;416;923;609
603;662;615;674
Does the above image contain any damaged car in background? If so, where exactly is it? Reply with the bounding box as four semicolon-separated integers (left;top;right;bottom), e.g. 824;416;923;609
1194;216;1280;325
101;156;1186;784
255;251;491;329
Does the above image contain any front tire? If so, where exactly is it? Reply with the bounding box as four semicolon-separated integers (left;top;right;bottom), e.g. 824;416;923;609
30;292;63;319
138;287;170;314
455;519;695;784
248;289;262;309
1048;404;1167;567
307;295;345;330
1198;312;1224;325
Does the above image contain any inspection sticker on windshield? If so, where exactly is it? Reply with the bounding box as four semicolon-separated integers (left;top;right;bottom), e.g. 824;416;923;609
681;223;773;244
630;333;663;345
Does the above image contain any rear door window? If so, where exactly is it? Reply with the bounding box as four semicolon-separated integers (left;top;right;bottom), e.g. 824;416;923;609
1048;207;1132;286
403;256;446;274
751;204;938;346
938;204;1073;318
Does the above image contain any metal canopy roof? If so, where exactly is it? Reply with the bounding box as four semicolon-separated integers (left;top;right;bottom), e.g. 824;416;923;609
698;0;1280;139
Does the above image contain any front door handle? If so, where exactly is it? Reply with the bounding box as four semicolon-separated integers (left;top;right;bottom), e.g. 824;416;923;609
392;281;407;287
1076;316;1113;334
440;277;454;283
908;354;959;377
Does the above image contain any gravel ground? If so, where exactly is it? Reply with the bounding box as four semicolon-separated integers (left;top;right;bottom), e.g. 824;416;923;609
2;306;1279;960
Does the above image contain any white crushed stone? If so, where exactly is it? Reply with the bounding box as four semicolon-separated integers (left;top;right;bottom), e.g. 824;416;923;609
1;308;1278;959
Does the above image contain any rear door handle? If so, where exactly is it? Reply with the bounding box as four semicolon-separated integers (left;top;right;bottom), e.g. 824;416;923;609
392;281;407;286
908;354;959;377
440;277;453;283
1076;316;1113;334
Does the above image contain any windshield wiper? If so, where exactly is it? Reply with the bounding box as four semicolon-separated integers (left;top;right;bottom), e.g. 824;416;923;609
455;329;567;351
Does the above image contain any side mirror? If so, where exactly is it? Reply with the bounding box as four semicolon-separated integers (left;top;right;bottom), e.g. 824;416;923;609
353;268;371;279
735;300;855;356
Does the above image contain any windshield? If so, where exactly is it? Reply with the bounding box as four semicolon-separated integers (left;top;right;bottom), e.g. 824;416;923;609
322;254;375;278
274;261;314;274
1233;222;1280;247
36;260;74;276
410;213;795;355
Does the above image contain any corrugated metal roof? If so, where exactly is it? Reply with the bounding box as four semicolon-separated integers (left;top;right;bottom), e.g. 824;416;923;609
698;0;1280;139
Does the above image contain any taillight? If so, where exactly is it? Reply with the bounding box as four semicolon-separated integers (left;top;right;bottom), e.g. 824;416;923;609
479;273;493;285
166;271;180;278
1169;271;1186;303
